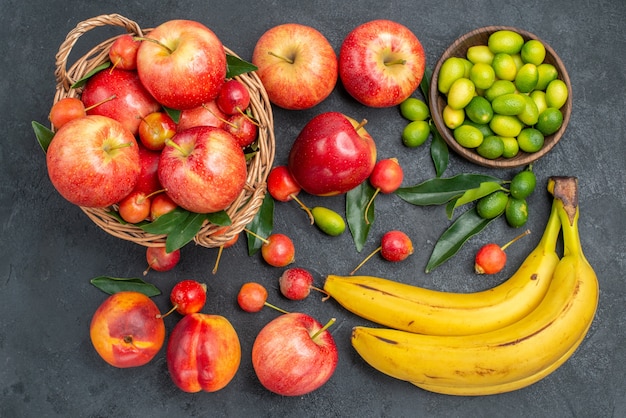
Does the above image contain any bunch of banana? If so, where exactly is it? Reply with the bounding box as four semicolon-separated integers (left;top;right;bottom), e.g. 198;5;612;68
323;196;562;336
334;177;599;395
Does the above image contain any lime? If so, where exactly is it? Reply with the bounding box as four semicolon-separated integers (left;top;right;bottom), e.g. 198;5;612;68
447;77;476;109
501;136;520;158
476;191;509;219
492;53;518;81
535;63;558;91
491;93;526;116
461;58;473;77
530;90;548;115
505;198;529;228
470;62;496;90
462;119;494;138
517;94;540;126
476;135;504;159
438;57;467;94
545;79;569;109
443;105;465;129
490;114;524;137
400;97;430;121
467;45;495;65
511;53;524;71
510;168;537;199
488;30;524;54
484;80;517;102
402;120;430;147
517;128;545;153
515;63;539;93
521;39;546;65
312;207;346;236
465;96;494;124
536;108;563;135
453;124;484;148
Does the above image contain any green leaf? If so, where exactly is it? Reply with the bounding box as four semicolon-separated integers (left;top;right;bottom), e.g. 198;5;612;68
445;181;505;219
425;207;499;273
32;121;54;153
246;193;274;256
346;181;376;252
165;212;208;252
395;173;502;206
429;120;449;177
164;107;181;124
206;210;231;226
71;62;110;88
139;207;191;235
226;54;257;78
420;67;433;103
90;276;161;297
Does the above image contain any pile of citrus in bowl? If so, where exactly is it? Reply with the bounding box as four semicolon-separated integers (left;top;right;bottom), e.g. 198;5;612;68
430;27;571;168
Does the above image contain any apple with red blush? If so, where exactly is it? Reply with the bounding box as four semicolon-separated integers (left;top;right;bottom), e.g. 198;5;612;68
136;19;227;110
252;313;338;396
339;19;425;107
252;23;337;110
287;112;377;196
177;100;226;132
132;144;162;196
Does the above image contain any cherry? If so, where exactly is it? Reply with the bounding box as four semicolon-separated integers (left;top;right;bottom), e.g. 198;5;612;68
267;166;314;224
278;267;329;301
211;227;240;274
475;229;531;275
108;34;141;71
149;193;178;221
48;95;116;129
144;246;181;275
237;282;288;313
350;230;414;275
246;229;296;267
118;189;165;224
224;112;259;148
217;79;251;115
159;279;208;318
363;158;404;224
138;111;176;151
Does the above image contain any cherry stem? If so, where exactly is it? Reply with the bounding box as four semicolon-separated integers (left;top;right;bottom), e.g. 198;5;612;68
350;246;382;275
85;94;117;111
134;36;174;54
212;245;224;275
264;301;289;314
237;107;260;126
501;229;531;252
311;285;331;302
157;304;178;319
310;317;337;341
268;50;294;64
363;188;380;224
290;194;314;225
243;228;269;244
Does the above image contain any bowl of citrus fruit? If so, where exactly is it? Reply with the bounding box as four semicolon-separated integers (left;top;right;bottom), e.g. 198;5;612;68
429;26;572;168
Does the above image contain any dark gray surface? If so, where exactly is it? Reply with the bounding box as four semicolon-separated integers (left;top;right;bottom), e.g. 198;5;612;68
2;0;625;417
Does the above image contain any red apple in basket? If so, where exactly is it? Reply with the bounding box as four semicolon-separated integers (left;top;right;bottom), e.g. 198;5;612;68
339;19;425;107
158;126;247;213
46;115;140;208
252;313;338;396
176;100;226;132
81;68;161;135
252;23;338;110
136;19;227;110
131;144;162;195
287;111;377;196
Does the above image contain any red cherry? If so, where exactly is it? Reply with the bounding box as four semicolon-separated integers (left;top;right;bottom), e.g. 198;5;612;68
363;158;404;224
267;166;314;224
150;193;178;221
168;280;208;315
48;97;86;129
237;282;288;313
144;246;181;275
278;267;329;301
217;79;251;115
108;34;141;71
475;230;531;275
138;111;176;151
118;190;153;224
261;233;296;267
225;112;259;148
350;230;413;275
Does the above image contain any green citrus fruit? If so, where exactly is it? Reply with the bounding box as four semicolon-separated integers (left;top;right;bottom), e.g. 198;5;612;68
536;108;563;135
402;120;430;147
492;53;518;81
476;135;504;159
447;78;476;110
491;93;526;116
312;207;346;236
462;119;494;138
488;30;524;54
535;63;559;91
469;62;496;90
453;124;484;148
545;79;569;109
505;198;529;228
465;96;494;124
484;80;517;102
529;90;548;115
443;105;465;129
515;63;539;93
400;97;430;121
510;169;537;199
477;191;509;219
517;94;540;126
490;114;524;137
521;39;546;65
501;136;520;158
517;128;545;153
438;57;467;94
466;45;495;65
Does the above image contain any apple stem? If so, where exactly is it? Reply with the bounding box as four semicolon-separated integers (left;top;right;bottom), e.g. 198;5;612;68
156;304;178;319
212;245;225;274
311;285;331;302
264;301;289;314
310;317;337;341
501;229;531;252
134;36;174;54
290;194;314;225
355;119;368;132
268;50;294;64
85;94;117;112
385;58;407;66
243;228;269;244
363;188;381;225
349;246;382;275
104;142;134;153
164;138;190;157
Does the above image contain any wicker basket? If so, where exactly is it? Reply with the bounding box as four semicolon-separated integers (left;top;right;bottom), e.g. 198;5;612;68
52;14;275;248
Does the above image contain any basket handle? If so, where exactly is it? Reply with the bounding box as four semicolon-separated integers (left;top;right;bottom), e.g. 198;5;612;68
54;14;144;90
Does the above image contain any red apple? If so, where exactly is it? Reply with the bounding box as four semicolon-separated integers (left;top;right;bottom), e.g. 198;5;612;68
132;144;162;195
46;115;140;208
176;100;226;132
287;112;377;196
136;19;227;110
339;19;425;107
252;313;338;396
81;68;161;135
158;126;247;213
252;23;338;110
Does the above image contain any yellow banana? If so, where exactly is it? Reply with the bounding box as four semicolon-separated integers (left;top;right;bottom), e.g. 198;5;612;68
350;177;599;395
324;202;561;336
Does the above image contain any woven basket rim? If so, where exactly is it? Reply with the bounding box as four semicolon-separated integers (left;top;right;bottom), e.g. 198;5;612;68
429;25;572;169
52;14;275;248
